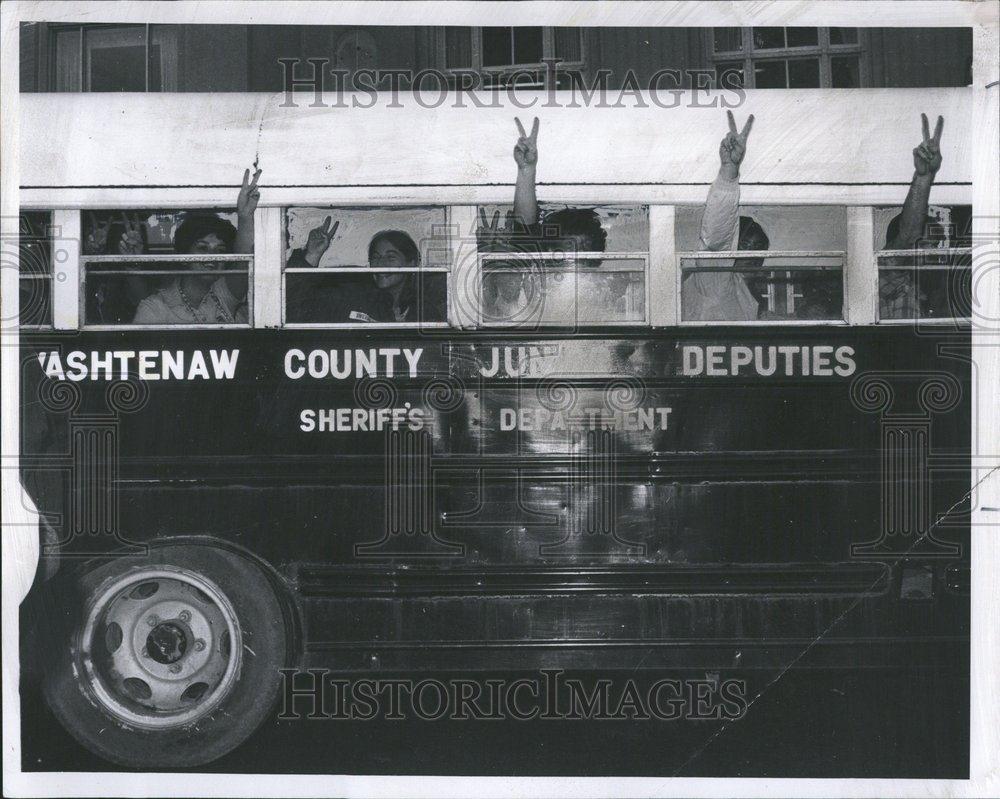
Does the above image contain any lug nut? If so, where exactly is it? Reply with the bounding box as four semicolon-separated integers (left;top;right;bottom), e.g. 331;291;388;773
194;639;205;652
146;615;158;627
178;610;191;622
169;663;182;674
141;647;150;658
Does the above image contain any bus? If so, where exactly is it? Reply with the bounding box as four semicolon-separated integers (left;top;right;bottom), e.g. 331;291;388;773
14;88;973;770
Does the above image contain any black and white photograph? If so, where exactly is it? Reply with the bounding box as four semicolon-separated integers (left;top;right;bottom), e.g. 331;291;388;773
2;2;998;797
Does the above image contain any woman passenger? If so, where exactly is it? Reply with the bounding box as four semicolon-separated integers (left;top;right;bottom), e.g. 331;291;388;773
286;222;446;323
131;167;259;324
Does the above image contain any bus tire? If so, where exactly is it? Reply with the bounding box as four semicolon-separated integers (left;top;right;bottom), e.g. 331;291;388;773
41;543;287;768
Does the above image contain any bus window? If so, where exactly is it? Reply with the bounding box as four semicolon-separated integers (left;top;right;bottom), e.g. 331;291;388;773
475;204;649;327
874;204;972;322
675;205;847;323
81;209;250;327
18;211;53;328
283;206;449;326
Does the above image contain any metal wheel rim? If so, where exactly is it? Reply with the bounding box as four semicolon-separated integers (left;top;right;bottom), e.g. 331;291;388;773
79;566;243;730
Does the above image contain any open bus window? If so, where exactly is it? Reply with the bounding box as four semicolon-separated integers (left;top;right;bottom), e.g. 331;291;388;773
18;211;53;327
475;204;649;327
283;206;449;326
874;205;972;322
81;210;249;326
675;205;847;323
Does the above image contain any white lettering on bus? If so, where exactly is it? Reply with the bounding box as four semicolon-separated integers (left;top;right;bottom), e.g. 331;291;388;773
284;348;424;380
681;345;856;377
36;350;240;381
299;405;425;432
500;407;673;432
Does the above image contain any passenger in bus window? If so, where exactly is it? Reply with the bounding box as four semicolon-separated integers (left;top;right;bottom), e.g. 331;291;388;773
482;117;614;324
681;111;771;322
86;212;152;324
879;114;945;318
131;168;259;325
287;223;446;323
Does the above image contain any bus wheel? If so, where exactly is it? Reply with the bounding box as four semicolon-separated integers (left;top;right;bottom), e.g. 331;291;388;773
42;544;288;768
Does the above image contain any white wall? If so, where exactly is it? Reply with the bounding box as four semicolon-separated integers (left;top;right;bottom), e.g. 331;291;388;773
20;88;972;208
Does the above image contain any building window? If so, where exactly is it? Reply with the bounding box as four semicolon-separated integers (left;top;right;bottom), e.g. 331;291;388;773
710;27;865;89
50;24;178;91
441;27;585;86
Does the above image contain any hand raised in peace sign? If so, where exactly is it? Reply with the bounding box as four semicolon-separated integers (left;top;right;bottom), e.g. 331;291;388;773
913;113;944;176
237;167;262;218
118;212;145;255
304;215;340;266
84;212;111;254
513;116;540;171
719;110;754;169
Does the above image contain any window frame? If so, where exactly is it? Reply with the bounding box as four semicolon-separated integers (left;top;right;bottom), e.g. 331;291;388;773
279;204;454;330
16;211;55;330
79;252;255;331
675;248;849;326
476;250;652;329
16;201;974;332
874;246;973;326
47;22;165;92
708;27;869;89
436;26;586;86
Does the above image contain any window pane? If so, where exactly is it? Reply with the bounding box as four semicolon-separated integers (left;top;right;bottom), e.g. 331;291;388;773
829;27;859;46
149;25;179;91
284;207;448;268
713;27;743;52
681;255;844;322
878;254;971;320
754;60;788;88
18;211;52;327
831;56;860;88
84;25;147;91
476;204;649;327
787;58;820;88
716;62;744;88
53;28;82;91
84;259;250;325
553;28;582;62
445;27;473;68
482;27;514;67
83;210;239;254
286;272;448;324
786;27;819;48
481;262;646;326
752;28;786;50
513;27;544;64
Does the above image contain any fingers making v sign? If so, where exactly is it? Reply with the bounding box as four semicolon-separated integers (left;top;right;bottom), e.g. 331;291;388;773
913;113;944;176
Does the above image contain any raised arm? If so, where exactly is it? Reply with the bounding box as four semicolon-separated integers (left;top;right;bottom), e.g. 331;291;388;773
229;166;261;299
289;216;339;268
888;114;944;249
235;167;261;255
513;116;539;228
699;110;753;252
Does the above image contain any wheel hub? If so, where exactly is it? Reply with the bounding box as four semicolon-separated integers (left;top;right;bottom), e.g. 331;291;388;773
80;567;242;730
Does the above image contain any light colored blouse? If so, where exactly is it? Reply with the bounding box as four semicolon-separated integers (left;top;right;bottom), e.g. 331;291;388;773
132;277;248;325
